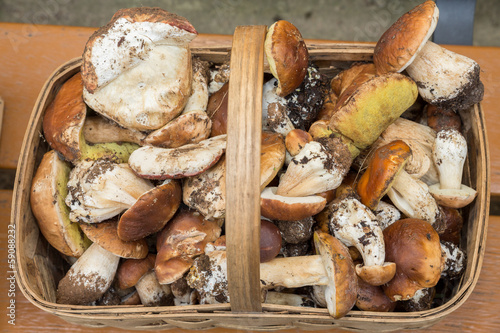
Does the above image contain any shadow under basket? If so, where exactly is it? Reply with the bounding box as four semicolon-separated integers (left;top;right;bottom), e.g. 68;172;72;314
12;26;490;331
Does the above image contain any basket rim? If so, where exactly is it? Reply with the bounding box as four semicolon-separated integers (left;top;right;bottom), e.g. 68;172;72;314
12;43;490;326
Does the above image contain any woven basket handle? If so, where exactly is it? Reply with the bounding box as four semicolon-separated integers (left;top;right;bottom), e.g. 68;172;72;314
225;25;267;313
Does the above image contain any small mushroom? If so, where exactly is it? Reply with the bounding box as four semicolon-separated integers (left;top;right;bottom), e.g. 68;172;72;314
30;150;91;258
56;243;120;305
383;218;444;301
427;106;477;208
326;195;396;286
440;241;466;279
355;276;396;312
264;20;309;97
154;209;221;284
116;254;173;306
374;1;483;110
186;231;357;318
128;134;226;180
260;131;286;191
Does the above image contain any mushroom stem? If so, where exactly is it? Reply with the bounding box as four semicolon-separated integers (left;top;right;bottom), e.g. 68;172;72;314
405;41;483;110
388;169;441;225
433;128;467;190
135;270;173;306
260;255;329;289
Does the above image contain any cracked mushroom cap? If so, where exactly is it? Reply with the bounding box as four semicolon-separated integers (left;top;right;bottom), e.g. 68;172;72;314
154;209;221;284
82;7;198;131
118;179;182;241
79;218;148;259
30;150;92;258
265;20;309;97
357;140;412;210
260;187;326;221
43;73;138;163
313;231;358;319
383;218;444;301
374;1;439;74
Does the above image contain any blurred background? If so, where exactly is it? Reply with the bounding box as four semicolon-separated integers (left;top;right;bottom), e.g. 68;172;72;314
0;0;499;46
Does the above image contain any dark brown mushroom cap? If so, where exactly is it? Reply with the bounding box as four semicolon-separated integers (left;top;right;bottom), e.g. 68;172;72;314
374;0;438;74
79;219;148;259
265;20;309;97
382;218;443;301
206;82;229;137
118;179;182;241
115;253;156;290
356;140;412;210
356;276;396;312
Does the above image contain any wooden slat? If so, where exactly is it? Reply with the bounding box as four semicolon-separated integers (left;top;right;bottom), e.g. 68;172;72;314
225;25;267;313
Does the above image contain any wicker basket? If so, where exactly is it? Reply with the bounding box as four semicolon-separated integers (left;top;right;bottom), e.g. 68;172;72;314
12;26;490;331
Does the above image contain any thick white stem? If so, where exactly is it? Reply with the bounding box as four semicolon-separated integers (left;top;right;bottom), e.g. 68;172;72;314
259;255;328;289
433;129;467;190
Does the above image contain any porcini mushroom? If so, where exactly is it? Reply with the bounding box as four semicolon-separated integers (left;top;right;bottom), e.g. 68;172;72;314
128;134;226;180
265;20;309;97
83;116;146;145
357;140;442;226
374;0;483;110
182;155;226;220
65;159;154;223
56;243;120;305
116;254;174;306
260;131;286;191
186;231;358;318
326;195;396;286
276;141;348;197
427;106;477;208
30;150;91;258
154;209;221;284
383;218;444;301
82;7;198;131
260;187;326;221
43;72;138;164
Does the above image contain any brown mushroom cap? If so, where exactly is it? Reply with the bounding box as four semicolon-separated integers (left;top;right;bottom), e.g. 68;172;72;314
383;218;443;301
357;140;412;210
356;276;396;312
118;179;182;241
260;187;326;221
260;131;286;191
206;82;229;137
314;231;358;319
42;72;138;163
116;253;156;290
285;129;312;156
265;20;309;97
374;0;439;74
79;219;148;259
154;209;221;284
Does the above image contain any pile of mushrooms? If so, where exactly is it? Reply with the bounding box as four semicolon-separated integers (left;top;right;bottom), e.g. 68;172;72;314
30;1;477;318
